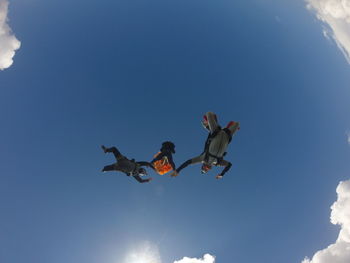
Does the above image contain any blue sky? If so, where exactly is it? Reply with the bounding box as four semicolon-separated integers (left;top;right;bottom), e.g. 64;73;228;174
1;0;350;262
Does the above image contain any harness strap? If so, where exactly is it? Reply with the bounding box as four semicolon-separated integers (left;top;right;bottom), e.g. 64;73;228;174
223;128;233;143
129;159;139;176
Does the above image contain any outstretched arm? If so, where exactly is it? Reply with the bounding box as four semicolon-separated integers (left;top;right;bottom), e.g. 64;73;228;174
151;152;165;163
174;155;203;174
167;154;176;171
216;159;232;178
133;175;152;183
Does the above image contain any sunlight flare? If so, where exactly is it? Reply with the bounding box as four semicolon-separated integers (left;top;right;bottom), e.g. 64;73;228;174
124;241;161;263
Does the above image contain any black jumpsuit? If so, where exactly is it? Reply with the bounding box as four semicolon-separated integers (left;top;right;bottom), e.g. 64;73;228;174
102;146;153;183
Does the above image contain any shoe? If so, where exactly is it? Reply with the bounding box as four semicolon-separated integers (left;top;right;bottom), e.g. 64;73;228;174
202;115;210;131
226;121;240;130
101;145;107;153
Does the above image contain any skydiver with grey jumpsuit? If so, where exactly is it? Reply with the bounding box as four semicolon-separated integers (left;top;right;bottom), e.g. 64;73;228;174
171;112;240;179
101;145;154;183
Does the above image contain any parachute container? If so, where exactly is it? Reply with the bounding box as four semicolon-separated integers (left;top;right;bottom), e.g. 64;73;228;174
153;152;173;175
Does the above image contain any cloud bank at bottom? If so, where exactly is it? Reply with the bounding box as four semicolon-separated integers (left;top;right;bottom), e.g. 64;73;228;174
302;180;350;263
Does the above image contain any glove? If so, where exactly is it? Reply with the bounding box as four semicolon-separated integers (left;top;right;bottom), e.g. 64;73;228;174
170;171;179;177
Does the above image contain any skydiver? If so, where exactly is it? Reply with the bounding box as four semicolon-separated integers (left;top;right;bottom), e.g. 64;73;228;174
170;112;240;179
151;141;176;172
101;145;154;183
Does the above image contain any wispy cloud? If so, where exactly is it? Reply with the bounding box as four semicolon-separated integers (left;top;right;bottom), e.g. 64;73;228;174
174;254;215;263
302;180;350;263
306;0;350;63
0;0;20;70
346;131;350;145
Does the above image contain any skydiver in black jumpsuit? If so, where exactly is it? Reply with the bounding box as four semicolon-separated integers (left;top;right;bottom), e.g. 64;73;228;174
101;145;154;183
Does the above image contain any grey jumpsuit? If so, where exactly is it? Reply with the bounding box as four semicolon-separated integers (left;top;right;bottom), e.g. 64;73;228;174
175;112;239;177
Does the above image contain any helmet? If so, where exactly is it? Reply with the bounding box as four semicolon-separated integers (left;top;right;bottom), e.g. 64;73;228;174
138;168;147;176
201;164;212;174
161;141;175;154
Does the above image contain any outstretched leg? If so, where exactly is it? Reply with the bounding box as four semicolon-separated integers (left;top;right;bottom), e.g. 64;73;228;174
101;145;124;161
205;112;220;134
102;164;116;172
226;121;240;136
133;175;152;183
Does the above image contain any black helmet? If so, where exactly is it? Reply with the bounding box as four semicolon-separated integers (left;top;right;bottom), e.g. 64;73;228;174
138;168;147;176
201;163;212;174
161;141;175;154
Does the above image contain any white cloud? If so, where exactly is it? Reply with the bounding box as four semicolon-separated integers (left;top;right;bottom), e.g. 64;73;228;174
123;241;215;263
0;0;21;70
306;0;350;63
347;132;350;144
302;180;350;263
174;254;215;263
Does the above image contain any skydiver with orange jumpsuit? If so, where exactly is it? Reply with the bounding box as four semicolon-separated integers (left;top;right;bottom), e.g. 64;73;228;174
151;141;176;174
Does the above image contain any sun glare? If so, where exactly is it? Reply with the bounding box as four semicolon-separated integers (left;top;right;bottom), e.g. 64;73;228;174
124;241;161;263
128;253;155;263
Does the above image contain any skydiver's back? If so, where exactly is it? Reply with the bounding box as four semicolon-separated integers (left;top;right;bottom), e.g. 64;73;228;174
151;141;176;175
207;130;230;161
114;158;139;175
203;112;239;165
